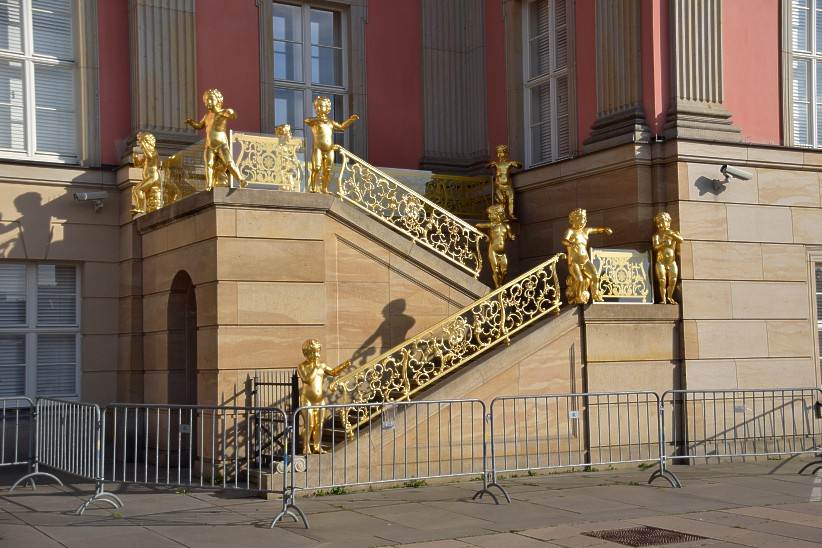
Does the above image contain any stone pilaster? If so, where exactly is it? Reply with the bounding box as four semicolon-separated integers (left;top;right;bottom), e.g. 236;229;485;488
663;0;741;142
128;0;198;154
420;0;488;173
584;0;650;152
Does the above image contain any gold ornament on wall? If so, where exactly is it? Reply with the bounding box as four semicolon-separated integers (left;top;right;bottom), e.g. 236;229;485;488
305;96;359;193
185;88;247;190
488;144;521;220
651;211;683;304
561;208;613;305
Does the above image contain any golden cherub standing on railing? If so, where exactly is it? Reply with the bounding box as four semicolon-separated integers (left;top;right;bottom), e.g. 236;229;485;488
131;131;161;215
488;144;521;220
185;88;247;190
304;96;359;193
652;211;683;304
561;208;613;305
476;204;515;288
296;339;351;454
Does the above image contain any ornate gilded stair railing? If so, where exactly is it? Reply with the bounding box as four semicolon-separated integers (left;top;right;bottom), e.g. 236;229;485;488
335;147;486;276
329;253;565;437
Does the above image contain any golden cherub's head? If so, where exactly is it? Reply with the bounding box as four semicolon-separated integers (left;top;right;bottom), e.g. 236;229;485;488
136;131;156;150
302;338;322;360
569;208;587;229
487;203;505;223
203;88;224;109
654;211;672;230
313;95;332;116
275;123;292;139
495;144;509;160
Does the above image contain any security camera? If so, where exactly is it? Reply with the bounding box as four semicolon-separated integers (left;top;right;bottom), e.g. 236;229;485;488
720;165;753;181
73;191;108;212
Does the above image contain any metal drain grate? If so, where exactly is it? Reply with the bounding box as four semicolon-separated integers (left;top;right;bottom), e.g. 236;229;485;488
582;526;707;547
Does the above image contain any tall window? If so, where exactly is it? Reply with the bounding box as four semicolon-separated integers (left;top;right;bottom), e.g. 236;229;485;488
816;263;822;373
523;0;570;167
271;2;347;145
0;0;77;162
0;263;79;399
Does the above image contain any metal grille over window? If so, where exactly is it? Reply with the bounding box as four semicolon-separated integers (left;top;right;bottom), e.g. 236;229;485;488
0;0;76;160
524;0;570;167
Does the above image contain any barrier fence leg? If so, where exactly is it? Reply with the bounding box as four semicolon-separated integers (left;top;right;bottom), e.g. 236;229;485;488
10;405;63;491
270;423;308;529
647;400;682;488
76;480;124;515
471;408;509;504
472;470;510;504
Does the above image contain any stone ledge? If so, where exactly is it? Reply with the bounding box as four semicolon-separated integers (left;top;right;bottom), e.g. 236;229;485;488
582;303;681;322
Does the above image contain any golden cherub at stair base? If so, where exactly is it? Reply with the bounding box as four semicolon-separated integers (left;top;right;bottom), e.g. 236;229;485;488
297;339;350;455
562;208;613;305
488;144;521;220
652;211;684;304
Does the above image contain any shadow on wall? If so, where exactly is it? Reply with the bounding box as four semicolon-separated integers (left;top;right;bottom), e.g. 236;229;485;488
350;299;416;365
0;191;84;259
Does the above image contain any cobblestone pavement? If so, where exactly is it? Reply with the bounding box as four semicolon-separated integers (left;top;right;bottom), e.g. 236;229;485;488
1;460;822;547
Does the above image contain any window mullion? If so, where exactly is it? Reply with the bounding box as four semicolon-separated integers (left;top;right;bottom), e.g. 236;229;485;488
25;265;36;398
23;0;35;158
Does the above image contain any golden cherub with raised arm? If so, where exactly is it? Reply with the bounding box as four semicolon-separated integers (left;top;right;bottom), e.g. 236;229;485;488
488;144;522;220
476;204;515;288
131;131;161;215
305;96;359;193
652;211;684;304
185;88;247;190
297;339;351;454
562;208;613;305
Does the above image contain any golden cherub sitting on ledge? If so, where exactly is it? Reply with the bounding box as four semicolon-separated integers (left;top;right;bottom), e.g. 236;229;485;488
561;208;613;305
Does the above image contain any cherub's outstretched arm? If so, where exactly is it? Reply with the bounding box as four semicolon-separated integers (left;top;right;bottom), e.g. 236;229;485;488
590;226;613;236
332;114;359;131
670;230;684;243
327;360;352;377
185;116;206;130
512;161;522;169
475;221;493;230
222;108;238;120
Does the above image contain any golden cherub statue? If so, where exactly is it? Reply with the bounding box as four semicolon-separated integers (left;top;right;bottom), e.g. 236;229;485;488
652;211;684;304
131;131;161;215
476;204;515;288
488;144;522;220
296;339;351;454
304;96;359;193
561;208;613;305
185;88;247;190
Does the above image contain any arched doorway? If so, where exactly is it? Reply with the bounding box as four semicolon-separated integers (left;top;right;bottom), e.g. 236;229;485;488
167;271;197;405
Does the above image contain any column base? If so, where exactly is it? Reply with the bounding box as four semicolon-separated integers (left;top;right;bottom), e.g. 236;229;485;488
662;101;742;143
582;107;652;154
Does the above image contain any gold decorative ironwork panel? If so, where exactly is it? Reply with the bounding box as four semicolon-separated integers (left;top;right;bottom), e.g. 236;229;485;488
335;148;487;276
424;174;491;218
329;253;565;436
231;130;304;191
591;248;653;303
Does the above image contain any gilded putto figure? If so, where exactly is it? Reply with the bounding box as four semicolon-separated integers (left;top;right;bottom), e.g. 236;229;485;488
488;144;521;220
297;339;350;454
186;88;247;190
652;211;683;304
476;204;515;288
131;131;161;215
305;96;359;193
561;208;613;304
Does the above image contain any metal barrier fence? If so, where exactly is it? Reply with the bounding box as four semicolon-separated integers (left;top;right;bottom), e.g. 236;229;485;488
661;389;822;473
0;397;34;471
250;369;299;414
488;392;681;489
272;399;502;529
103;403;289;493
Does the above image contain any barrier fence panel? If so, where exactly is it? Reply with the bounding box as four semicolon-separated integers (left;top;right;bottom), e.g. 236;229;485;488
250;369;299;414
489;392;680;489
1;397;34;469
272;399;500;529
104;404;288;494
661;389;822;471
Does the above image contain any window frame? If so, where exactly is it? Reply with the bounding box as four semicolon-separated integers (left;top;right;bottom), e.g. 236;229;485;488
266;1;350;146
811;250;822;386
521;0;573;168
0;0;81;164
0;262;81;400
